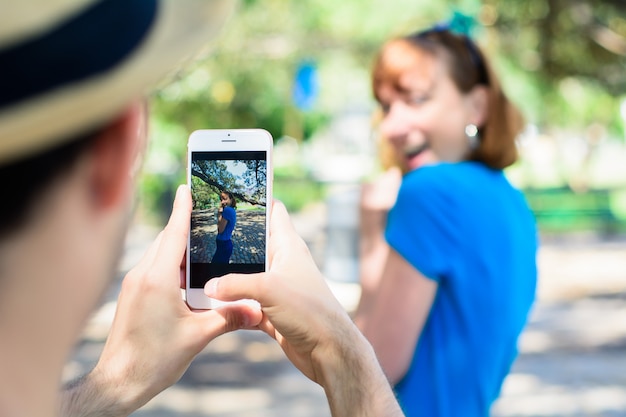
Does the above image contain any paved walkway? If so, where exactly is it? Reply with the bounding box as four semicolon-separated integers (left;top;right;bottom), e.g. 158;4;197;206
65;202;626;417
492;235;626;417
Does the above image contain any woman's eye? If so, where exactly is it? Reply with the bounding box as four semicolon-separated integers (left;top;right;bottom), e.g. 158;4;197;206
409;94;428;105
380;103;391;114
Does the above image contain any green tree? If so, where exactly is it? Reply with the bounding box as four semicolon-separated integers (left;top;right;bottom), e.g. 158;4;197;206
486;0;626;131
141;0;626;222
191;159;267;206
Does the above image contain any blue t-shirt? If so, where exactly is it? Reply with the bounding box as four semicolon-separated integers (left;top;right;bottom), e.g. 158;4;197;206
217;206;236;241
385;162;537;417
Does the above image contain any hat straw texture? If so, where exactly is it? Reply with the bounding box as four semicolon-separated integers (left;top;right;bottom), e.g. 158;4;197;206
0;0;235;164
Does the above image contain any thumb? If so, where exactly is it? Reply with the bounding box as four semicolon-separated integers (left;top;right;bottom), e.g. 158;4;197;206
192;303;263;343
205;273;270;307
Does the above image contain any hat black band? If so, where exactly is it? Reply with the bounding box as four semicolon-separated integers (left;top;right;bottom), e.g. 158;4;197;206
0;0;158;110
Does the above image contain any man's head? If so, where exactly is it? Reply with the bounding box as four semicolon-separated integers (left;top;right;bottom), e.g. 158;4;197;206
1;0;237;237
0;0;235;390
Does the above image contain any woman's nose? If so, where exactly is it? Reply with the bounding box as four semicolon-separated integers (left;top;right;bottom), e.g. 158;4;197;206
379;102;411;143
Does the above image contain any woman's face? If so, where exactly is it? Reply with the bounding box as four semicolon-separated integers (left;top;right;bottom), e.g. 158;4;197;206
375;41;485;172
220;193;232;207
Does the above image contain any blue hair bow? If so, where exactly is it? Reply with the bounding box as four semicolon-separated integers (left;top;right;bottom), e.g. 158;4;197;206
432;11;477;38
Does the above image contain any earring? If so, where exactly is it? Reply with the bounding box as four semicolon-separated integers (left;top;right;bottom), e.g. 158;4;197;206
465;124;480;150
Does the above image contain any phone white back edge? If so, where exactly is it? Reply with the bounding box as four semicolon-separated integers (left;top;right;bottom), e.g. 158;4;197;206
185;128;272;310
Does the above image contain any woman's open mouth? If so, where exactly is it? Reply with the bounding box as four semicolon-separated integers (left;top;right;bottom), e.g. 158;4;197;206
405;142;429;159
404;142;431;170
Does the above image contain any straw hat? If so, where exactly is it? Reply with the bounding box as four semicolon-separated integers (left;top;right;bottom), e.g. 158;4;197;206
0;0;236;165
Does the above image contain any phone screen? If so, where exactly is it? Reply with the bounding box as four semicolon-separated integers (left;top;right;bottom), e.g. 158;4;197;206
189;150;268;288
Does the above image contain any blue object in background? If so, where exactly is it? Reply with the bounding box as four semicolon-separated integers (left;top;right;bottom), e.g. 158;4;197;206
292;60;318;111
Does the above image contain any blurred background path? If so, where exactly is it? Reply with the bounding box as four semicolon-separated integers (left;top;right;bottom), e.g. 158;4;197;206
65;200;626;417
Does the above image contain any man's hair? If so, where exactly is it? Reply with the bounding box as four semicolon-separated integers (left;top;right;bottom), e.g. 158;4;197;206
0;127;101;239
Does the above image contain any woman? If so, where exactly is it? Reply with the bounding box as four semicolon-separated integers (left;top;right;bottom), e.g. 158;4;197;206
355;26;538;417
212;190;237;264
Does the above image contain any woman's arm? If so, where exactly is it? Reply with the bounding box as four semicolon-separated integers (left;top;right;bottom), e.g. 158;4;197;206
216;207;228;233
354;167;402;328
357;249;437;384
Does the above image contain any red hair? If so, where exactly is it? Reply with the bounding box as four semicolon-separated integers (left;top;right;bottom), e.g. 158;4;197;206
372;30;524;170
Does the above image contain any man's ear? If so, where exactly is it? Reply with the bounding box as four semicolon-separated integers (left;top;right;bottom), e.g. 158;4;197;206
466;85;489;127
89;100;146;210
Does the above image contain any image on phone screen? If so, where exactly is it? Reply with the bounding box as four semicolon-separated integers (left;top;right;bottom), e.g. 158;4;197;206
189;150;268;288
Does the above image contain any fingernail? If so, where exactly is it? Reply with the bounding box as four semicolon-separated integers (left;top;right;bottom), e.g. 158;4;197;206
173;186;183;206
205;278;219;296
240;314;251;328
176;184;186;199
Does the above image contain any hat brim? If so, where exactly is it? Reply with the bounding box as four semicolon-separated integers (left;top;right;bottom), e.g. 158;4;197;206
0;0;236;164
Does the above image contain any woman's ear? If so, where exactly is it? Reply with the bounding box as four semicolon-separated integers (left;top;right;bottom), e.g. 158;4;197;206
466;85;489;127
89;100;147;210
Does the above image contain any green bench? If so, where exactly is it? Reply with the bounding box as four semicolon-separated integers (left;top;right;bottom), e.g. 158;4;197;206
522;187;622;235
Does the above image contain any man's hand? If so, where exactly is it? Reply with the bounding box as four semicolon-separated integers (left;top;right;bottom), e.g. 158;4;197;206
205;201;405;417
61;185;262;417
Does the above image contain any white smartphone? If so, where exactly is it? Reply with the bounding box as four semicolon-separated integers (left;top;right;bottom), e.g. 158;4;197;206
186;128;273;309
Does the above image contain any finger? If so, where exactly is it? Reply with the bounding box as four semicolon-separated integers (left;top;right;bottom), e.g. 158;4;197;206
179;251;187;289
267;200;301;266
205;276;282;341
220;303;263;330
256;315;278;341
179;268;186;290
192;303;263;343
143;231;163;263
154;185;192;275
205;273;270;306
269;200;296;237
128;231;163;278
